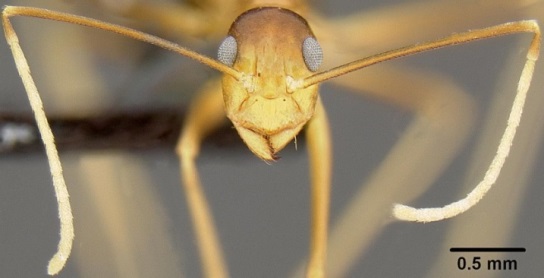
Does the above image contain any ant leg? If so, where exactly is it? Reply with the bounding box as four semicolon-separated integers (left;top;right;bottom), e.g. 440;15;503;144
328;65;476;277
175;79;229;278
305;97;332;278
286;65;476;278
297;20;539;276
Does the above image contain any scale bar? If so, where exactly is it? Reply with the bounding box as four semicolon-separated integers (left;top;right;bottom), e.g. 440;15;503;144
450;247;526;253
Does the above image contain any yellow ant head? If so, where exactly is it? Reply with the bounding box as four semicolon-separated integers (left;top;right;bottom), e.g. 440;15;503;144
218;7;322;161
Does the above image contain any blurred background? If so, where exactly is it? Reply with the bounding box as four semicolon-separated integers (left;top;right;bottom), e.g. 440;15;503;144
0;0;543;277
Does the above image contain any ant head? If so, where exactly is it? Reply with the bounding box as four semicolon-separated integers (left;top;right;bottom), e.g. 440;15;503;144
218;7;323;161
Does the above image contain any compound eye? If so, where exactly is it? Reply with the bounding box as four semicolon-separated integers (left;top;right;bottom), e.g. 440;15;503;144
302;37;323;72
217;36;238;66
